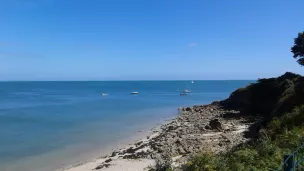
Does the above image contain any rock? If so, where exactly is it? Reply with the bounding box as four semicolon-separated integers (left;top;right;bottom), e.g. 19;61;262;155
150;143;158;150
168;125;175;130
110;151;117;157
205;125;212;129
99;103;250;162
209;119;223;130
125;147;136;153
95;163;111;170
224;128;231;132
100;155;108;158
186;146;194;153
123;150;149;159
135;141;143;146
178;147;186;154
95;165;102;170
185;107;192;111
123;154;137;159
104;158;112;163
199;126;205;131
221;134;232;143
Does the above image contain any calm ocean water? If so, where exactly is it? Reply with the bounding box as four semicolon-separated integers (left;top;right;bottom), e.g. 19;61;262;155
0;81;253;171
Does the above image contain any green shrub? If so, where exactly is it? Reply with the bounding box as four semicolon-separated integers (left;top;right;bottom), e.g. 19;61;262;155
183;153;220;171
149;153;173;171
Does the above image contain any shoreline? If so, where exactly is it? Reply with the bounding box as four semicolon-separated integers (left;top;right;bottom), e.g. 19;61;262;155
61;102;257;171
59;115;177;171
60;122;164;171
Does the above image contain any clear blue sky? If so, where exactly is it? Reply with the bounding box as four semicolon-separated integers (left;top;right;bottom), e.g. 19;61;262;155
0;0;303;80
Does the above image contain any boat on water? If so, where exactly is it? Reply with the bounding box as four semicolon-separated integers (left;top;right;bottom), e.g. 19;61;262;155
191;80;194;84
130;92;139;95
101;93;108;96
183;89;191;93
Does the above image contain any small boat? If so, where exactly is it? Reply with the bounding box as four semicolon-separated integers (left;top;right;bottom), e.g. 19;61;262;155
130;92;139;95
183;89;191;93
191;80;194;84
101;93;108;96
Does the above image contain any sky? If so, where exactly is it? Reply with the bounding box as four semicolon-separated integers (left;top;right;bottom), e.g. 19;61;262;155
0;0;304;80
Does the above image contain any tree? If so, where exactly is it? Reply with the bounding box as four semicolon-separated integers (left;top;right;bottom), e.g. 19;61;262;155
291;32;304;66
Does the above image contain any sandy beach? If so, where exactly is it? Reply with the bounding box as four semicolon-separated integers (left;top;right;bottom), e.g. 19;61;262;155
60;132;160;171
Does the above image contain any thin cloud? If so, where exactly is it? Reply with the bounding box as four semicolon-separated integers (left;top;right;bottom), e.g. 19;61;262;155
189;42;197;47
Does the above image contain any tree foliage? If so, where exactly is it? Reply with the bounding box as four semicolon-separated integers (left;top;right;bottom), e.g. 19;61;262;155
291;32;304;66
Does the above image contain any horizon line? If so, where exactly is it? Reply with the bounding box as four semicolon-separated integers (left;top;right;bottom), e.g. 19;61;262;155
0;79;257;82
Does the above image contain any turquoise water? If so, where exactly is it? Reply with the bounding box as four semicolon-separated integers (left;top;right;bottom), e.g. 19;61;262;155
0;81;252;171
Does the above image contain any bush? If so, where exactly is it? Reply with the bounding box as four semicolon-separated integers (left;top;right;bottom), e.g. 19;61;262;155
183;153;220;171
223;72;302;117
149;153;173;171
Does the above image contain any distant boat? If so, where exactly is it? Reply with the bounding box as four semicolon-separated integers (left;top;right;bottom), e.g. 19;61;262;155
183;89;191;93
101;93;108;96
130;92;139;95
191;80;194;84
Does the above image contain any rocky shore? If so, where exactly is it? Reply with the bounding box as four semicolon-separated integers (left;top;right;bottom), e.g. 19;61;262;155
64;102;258;171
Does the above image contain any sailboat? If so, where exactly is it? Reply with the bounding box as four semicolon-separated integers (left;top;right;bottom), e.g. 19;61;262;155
183;89;191;93
101;93;108;96
191;80;194;84
178;81;192;95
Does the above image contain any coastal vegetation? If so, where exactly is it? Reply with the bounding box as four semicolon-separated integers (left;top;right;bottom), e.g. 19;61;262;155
291;31;304;66
150;32;304;171
182;73;304;171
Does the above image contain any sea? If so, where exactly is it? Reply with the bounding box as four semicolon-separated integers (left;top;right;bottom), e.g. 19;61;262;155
0;81;253;171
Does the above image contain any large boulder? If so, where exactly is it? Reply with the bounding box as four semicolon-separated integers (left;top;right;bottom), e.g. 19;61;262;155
185;107;192;112
209;119;223;130
125;147;136;153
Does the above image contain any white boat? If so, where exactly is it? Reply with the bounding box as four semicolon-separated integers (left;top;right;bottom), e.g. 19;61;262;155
183;89;191;93
130;92;139;94
101;93;108;96
191;80;194;84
